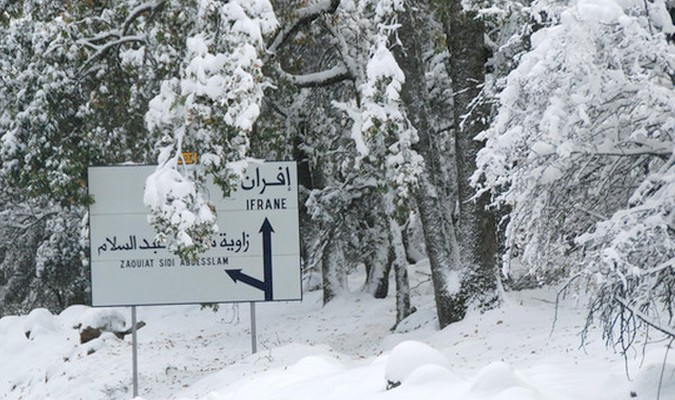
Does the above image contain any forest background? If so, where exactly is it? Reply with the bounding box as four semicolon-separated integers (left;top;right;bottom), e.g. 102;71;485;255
0;0;673;355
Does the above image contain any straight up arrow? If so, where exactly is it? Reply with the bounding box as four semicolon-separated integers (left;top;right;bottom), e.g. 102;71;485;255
225;218;275;301
260;218;274;301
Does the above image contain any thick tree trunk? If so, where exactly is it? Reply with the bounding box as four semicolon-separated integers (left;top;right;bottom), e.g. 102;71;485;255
364;245;392;299
363;207;393;299
322;227;347;304
392;0;464;328
389;218;414;326
442;1;500;310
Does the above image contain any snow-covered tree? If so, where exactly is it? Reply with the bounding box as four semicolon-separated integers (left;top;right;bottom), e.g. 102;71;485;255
0;0;165;312
475;0;675;344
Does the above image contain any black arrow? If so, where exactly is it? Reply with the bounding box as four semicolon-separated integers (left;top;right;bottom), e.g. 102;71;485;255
260;218;274;301
224;269;266;292
225;218;275;301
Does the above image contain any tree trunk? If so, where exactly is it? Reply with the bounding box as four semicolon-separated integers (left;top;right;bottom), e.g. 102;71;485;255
442;0;500;311
392;0;463;328
322;227;347;304
364;244;392;299
363;204;393;299
389;218;415;326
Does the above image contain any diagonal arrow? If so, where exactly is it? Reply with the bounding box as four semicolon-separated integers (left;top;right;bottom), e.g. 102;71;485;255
224;218;275;301
259;218;274;301
225;269;266;292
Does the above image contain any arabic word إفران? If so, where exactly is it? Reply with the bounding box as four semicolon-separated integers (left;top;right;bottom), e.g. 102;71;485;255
240;166;292;194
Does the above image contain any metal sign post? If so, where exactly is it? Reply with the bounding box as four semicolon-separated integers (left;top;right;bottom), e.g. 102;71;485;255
131;306;139;397
250;302;257;354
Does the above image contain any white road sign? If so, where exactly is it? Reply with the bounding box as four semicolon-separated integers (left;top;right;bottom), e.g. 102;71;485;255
88;161;301;307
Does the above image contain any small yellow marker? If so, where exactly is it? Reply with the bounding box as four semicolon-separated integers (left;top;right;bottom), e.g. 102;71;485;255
178;152;198;165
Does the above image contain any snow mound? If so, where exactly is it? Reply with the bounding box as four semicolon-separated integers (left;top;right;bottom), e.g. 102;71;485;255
631;362;675;399
492;386;542;400
385;340;449;388
23;308;58;339
404;363;462;386
287;355;344;377
470;361;535;395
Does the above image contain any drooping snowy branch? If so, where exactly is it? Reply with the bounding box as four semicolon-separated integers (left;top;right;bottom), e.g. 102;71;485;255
144;0;279;257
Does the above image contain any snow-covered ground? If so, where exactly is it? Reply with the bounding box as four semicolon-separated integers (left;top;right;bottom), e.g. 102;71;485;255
1;261;673;400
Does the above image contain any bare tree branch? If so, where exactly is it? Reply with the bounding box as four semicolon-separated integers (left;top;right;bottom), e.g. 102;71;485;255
616;296;675;338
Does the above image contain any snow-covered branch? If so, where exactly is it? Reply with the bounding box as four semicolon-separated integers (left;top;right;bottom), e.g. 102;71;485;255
122;0;165;35
276;65;352;87
264;0;340;60
76;0;165;75
78;35;145;74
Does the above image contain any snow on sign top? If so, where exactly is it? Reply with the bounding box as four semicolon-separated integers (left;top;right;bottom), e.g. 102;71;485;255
88;161;301;307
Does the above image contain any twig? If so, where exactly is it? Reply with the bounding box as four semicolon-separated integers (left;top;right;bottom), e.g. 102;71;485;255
615;297;675;338
657;337;674;400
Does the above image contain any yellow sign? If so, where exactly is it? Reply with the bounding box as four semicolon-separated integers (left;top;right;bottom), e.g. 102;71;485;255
178;152;198;165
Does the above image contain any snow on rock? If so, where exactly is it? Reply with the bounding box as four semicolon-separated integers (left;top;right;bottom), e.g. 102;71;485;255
22;308;58;339
78;308;126;332
631;362;675;399
384;340;450;389
58;304;91;329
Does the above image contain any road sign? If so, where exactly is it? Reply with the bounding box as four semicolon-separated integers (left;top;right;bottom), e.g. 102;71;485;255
88;161;302;307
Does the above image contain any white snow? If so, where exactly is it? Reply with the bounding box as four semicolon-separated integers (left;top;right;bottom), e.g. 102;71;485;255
384;340;450;387
1;261;672;400
576;0;625;23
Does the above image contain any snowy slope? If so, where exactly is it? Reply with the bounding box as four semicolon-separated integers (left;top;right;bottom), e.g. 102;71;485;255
1;261;673;400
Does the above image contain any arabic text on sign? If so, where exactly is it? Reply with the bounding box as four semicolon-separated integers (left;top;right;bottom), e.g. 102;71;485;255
97;232;250;256
240;166;292;194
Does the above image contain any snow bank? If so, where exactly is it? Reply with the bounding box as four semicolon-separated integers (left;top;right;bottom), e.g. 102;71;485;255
0;276;671;400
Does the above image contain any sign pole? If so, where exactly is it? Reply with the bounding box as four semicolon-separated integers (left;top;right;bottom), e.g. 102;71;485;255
131;306;139;397
250;302;257;354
